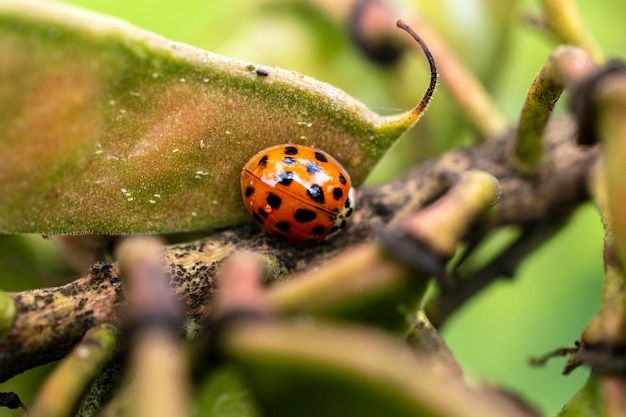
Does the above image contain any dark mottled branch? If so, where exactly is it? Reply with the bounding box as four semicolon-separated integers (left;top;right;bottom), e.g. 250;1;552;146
0;116;599;382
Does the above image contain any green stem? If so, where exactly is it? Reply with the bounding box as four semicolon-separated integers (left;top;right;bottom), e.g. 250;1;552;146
597;75;626;272
570;76;626;375
29;324;120;417
513;46;595;175
402;170;501;259
539;0;604;63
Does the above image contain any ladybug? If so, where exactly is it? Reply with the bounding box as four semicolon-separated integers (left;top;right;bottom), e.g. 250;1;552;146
240;144;355;244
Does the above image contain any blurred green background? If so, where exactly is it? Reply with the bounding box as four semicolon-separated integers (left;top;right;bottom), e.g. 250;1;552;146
2;0;625;415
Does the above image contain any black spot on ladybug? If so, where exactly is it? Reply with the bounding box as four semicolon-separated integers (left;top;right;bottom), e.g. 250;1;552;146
305;161;321;175
311;225;325;235
266;193;282;209
252;213;264;224
332;187;343;200
345;208;353;218
345;197;351;209
294;208;317;223
284;156;297;165
256;68;269;77
259;155;268;167
276;171;294;186
340;220;347;229
329;225;340;234
257;208;269;219
339;174;347;185
314;152;328;163
276;221;291;233
307;185;325;204
284;146;298;155
245;186;254;197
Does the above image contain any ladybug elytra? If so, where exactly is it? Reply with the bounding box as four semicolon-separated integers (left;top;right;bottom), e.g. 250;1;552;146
240;144;355;244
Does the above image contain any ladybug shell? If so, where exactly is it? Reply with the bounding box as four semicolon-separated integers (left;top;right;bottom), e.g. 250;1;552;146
241;144;355;244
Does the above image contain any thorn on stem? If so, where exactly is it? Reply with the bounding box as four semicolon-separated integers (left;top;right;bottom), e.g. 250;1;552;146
529;342;581;375
396;19;438;117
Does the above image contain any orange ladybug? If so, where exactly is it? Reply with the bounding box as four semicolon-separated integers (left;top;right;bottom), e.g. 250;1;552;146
240;144;355;244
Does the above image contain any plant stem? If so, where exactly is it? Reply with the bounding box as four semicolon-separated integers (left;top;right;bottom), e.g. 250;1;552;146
28;324;120;417
395;15;509;141
597;75;626;271
513;46;596;175
539;0;604;63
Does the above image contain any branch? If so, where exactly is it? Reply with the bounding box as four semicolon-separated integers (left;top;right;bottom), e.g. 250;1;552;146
0;114;598;382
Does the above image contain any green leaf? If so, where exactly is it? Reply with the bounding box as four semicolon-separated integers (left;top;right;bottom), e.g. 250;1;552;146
557;374;602;417
224;321;527;417
0;0;423;234
196;366;260;417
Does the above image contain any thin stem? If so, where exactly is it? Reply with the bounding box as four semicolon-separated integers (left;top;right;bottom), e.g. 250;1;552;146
399;16;509;140
309;0;509;140
539;0;604;63
400;170;501;259
376;19;439;136
396;19;438;122
28;324;120;417
266;244;420;330
597;75;626;268
116;236;190;417
512;46;596;175
561;79;626;374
